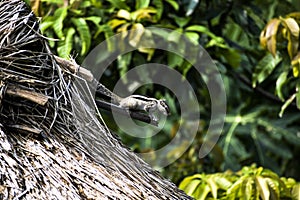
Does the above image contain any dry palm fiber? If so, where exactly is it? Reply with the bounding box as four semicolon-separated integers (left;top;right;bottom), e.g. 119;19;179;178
0;0;191;199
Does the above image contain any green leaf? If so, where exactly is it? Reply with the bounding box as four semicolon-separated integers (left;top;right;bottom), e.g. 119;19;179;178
185;25;208;33
292;52;300;77
252;53;282;87
108;19;127;29
279;93;296;117
292;184;300;200
243;178;254;200
116;9;131;20
260;18;281;56
52;7;68;39
71;18;91;55
221;48;241;68
207;177;218;199
179;174;202;189
275;71;288;101
256;176;270;200
131;8;157;22
197;184;211;200
186;25;226;47
227;176;245;198
168;29;183;43
266;178;280;200
40;20;54;33
41;0;64;4
84;16;102;25
296;81;300;109
174;16;191;28
215;176;232;190
168;52;183;68
117;52;132;79
184;32;199;45
281;17;300;59
164;0;179;11
135;0;150;9
129;23;145;47
57;27;75;58
184;179;201;196
152;0;163;20
106;0;130;10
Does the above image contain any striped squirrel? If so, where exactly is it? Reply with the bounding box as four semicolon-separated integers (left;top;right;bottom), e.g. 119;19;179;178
96;83;170;121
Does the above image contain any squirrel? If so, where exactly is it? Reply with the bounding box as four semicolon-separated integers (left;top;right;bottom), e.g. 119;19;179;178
96;83;170;121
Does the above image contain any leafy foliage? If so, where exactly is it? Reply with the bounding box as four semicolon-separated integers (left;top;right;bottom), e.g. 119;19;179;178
29;0;105;59
179;165;300;200
260;12;300;114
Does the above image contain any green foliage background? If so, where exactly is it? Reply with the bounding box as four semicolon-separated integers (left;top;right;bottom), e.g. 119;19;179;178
25;0;300;199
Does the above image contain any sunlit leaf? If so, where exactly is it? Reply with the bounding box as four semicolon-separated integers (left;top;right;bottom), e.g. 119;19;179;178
207;177;218;199
279;93;296;117
40;20;54;33
275;71;288;101
243;178;254;200
52;7;68;39
168;29;182;43
179;174;201;188
281;17;300;59
266;178;280;200
184;31;199;45
71;18;91;55
287;12;300;24
84;16;102;25
296;81;300;109
252;53;282;87
292;52;300;77
184;179;201;196
57;27;75;58
227;176;244;198
292;184;300;200
108;19;127;29
256;176;270;200
197;184;211;200
215;176;232;190
135;0;150;9
129;23;144;47
41;0;63;4
185;25;208;33
164;0;179;11
260;18;280;56
116;9;131;20
179;174;202;194
131;8;157;22
30;0;40;16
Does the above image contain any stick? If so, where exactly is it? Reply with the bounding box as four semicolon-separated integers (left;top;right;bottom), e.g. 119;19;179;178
95;99;158;126
54;56;94;82
6;85;49;106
